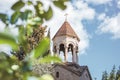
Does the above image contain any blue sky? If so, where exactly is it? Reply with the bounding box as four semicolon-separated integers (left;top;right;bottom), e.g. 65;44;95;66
76;0;120;79
47;0;120;79
0;0;120;80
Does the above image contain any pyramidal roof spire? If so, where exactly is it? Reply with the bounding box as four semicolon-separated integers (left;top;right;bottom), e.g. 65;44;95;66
52;17;80;41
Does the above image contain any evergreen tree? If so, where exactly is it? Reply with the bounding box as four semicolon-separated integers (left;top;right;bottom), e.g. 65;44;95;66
116;66;120;80
109;65;116;80
102;71;108;80
102;66;120;80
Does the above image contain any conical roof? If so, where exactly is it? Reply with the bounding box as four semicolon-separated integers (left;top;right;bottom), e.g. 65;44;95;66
52;21;80;41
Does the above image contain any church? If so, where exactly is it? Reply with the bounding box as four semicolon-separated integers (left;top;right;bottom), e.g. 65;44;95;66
50;18;92;80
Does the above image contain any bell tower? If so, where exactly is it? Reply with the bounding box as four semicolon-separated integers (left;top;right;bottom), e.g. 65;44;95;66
52;19;80;63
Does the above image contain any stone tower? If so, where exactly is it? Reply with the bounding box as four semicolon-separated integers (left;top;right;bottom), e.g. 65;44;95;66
52;20;80;63
51;18;92;80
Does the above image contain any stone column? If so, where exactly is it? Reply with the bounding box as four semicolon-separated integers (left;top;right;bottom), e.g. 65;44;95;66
72;47;76;63
76;53;78;63
72;51;74;62
64;46;68;62
56;46;59;56
76;46;79;63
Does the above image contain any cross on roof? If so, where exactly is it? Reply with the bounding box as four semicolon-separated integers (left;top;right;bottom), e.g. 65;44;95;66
64;13;68;21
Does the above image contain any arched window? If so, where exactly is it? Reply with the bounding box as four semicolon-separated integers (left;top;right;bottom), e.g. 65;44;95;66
68;44;74;62
56;72;59;78
68;44;73;53
76;46;78;53
54;46;57;53
59;44;65;53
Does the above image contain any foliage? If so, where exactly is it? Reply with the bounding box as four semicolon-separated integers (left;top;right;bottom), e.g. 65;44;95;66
102;71;108;80
101;66;120;80
0;0;69;80
0;32;18;50
0;52;32;80
109;65;116;80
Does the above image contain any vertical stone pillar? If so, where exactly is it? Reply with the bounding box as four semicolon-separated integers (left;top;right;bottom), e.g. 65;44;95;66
72;52;73;62
76;53;78;63
72;47;76;63
56;46;59;56
64;46;68;62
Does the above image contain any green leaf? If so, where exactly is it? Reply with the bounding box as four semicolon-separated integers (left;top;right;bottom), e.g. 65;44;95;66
26;25;33;36
39;55;62;63
36;1;43;6
34;1;43;18
11;1;25;11
17;26;28;51
30;17;42;26
53;1;67;10
33;17;41;22
34;1;51;22
27;1;33;5
18;26;26;42
34;38;50;58
0;13;6;19
43;7;53;20
10;11;21;24
0;52;9;60
0;13;8;23
0;33;18;50
20;10;32;20
34;5;39;15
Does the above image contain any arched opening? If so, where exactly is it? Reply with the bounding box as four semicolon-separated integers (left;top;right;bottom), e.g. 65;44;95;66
68;44;73;54
59;44;65;61
59;44;65;53
56;71;59;78
76;46;78;53
68;44;73;62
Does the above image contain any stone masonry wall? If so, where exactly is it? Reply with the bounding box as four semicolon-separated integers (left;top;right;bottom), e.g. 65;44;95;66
51;66;80;80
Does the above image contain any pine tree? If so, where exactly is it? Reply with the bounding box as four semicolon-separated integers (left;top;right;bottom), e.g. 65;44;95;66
116;66;120;80
109;65;116;80
102;71;108;80
101;66;120;80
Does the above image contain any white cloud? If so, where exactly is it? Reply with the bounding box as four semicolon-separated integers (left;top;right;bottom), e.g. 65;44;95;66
0;21;5;32
97;13;106;20
118;0;120;9
43;1;95;54
84;0;112;5
0;0;17;12
97;13;120;39
72;0;95;20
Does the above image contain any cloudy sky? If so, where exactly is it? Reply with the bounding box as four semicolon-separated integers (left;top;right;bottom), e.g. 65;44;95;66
0;0;120;79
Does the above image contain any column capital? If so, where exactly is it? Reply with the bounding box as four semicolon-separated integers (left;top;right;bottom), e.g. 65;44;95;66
56;46;59;49
73;46;76;49
64;44;68;48
65;46;68;49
